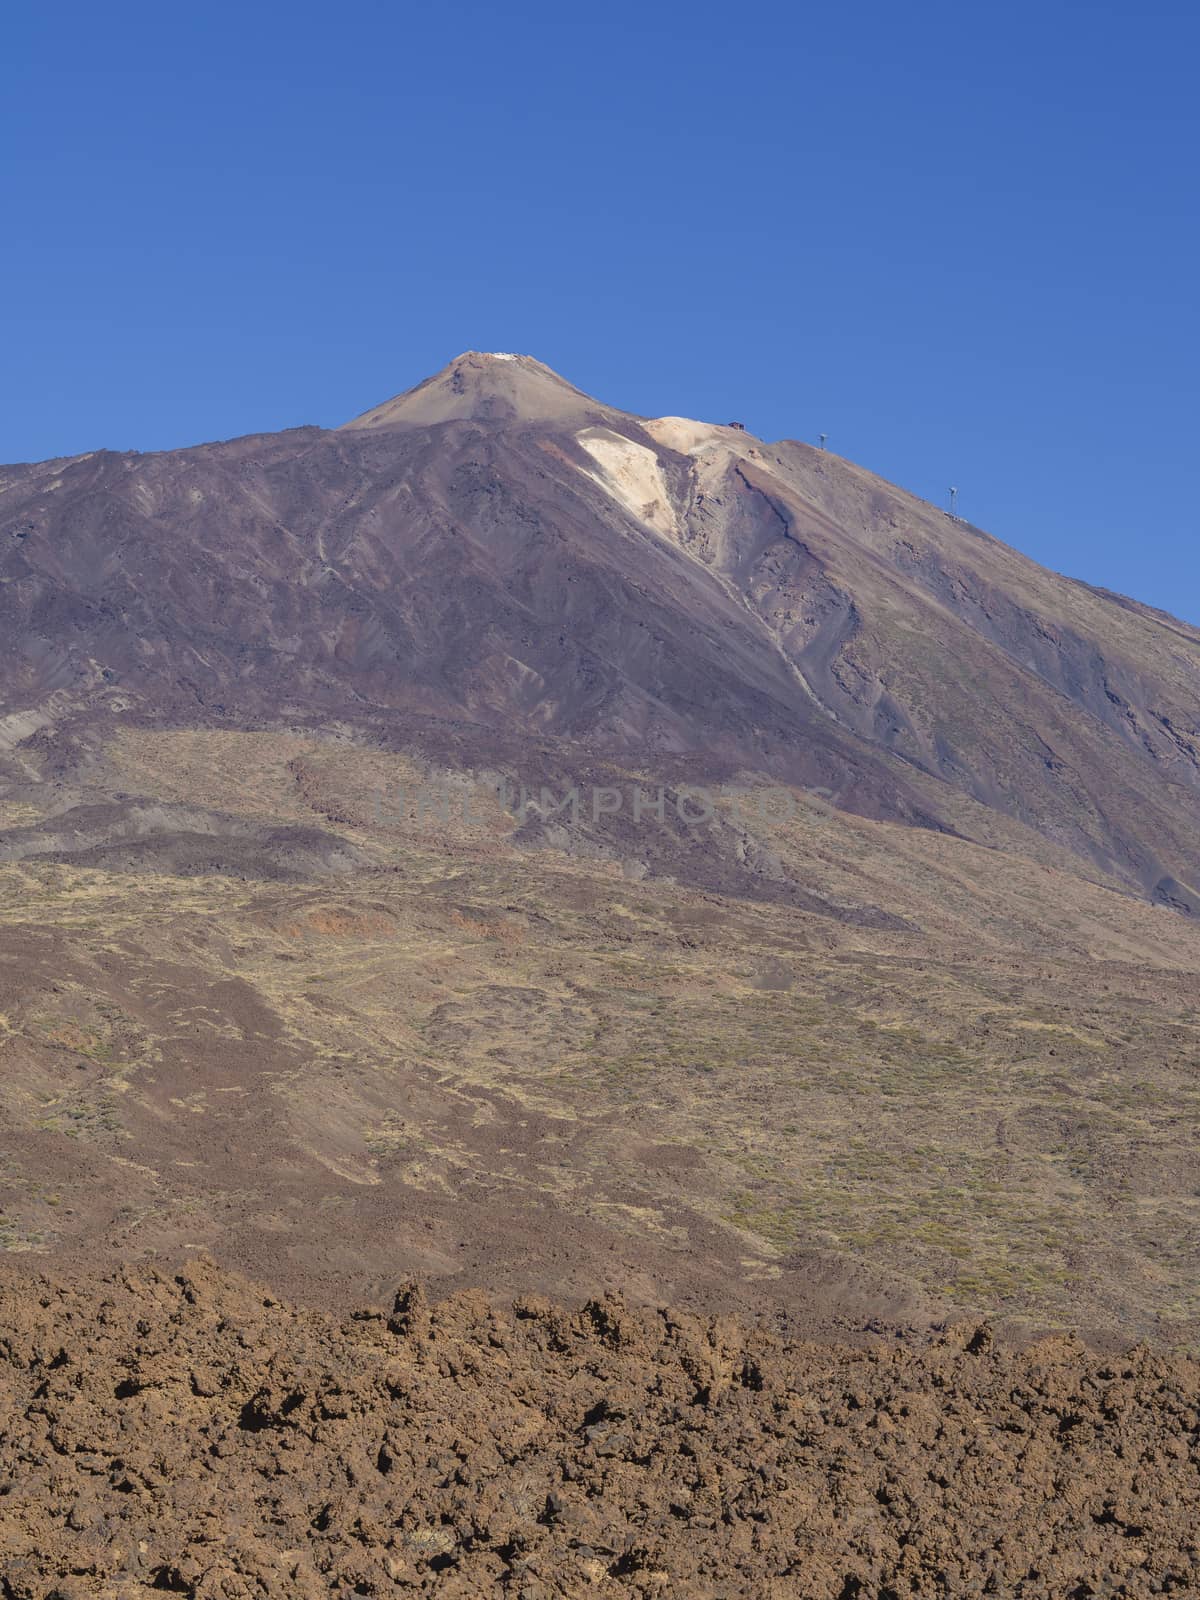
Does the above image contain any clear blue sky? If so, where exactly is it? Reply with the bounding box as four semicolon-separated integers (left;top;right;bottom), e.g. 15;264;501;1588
5;1;1198;619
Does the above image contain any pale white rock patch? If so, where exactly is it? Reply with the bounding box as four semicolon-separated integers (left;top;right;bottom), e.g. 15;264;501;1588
575;427;677;539
645;416;732;455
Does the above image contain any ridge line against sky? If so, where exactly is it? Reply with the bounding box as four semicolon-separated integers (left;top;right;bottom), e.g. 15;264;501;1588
4;0;1197;621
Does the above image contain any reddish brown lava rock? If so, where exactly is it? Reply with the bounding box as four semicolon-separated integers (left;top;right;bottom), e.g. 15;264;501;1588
1;1259;1198;1597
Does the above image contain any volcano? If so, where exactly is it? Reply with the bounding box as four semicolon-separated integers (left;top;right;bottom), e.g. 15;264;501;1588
3;351;1199;907
3;348;1200;1358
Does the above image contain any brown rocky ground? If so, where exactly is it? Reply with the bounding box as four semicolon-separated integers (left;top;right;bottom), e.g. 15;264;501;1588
1;1259;1198;1599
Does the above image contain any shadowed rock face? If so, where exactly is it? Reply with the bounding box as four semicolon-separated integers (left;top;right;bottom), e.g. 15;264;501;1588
3;351;1200;902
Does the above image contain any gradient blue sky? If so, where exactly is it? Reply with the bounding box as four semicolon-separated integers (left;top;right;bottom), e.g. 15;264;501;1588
5;2;1198;618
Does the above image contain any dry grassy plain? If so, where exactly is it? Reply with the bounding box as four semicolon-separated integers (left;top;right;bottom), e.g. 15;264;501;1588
2;728;1199;1347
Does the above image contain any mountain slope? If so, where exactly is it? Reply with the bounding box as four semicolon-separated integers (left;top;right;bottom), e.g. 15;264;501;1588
4;363;1200;1341
2;351;1198;907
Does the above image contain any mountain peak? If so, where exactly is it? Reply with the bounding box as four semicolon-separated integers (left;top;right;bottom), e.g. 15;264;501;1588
342;350;621;430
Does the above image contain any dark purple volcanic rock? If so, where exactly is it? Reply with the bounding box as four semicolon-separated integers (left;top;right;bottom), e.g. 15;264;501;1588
3;351;1200;905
